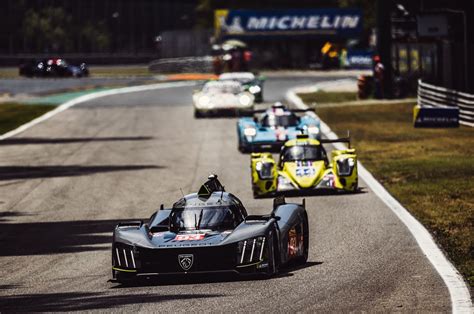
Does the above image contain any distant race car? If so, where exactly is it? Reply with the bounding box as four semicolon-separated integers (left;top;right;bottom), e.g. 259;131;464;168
193;80;254;117
250;134;358;198
112;175;308;283
19;58;89;78
236;103;321;153
218;72;265;103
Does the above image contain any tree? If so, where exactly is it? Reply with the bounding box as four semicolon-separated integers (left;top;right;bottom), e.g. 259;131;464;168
337;0;376;31
22;7;73;53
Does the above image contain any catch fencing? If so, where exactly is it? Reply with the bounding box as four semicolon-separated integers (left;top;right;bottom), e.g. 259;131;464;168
418;80;474;127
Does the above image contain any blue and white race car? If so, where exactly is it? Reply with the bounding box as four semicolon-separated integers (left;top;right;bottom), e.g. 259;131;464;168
236;103;321;153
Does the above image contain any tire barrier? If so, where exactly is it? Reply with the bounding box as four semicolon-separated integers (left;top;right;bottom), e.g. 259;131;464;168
415;80;474;127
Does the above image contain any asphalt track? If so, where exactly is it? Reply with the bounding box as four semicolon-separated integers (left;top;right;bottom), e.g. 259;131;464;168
0;77;451;311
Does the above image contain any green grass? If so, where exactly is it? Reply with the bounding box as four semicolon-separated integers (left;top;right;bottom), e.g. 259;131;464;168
298;91;358;104
0;102;57;135
316;102;474;286
0;68;19;78
90;66;151;77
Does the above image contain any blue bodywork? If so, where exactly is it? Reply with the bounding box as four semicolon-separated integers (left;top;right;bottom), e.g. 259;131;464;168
237;110;321;153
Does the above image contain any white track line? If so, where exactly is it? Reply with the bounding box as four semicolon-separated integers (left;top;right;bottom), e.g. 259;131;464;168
286;85;472;313
0;81;196;141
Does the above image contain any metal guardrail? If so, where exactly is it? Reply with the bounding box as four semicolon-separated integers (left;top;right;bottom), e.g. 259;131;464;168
418;79;474;127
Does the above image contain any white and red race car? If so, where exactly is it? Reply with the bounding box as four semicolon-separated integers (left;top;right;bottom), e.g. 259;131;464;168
193;81;255;117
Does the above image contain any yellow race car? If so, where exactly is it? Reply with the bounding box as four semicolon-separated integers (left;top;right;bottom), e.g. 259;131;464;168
250;134;358;198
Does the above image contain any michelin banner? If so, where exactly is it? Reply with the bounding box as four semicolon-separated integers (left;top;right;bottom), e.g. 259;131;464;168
215;9;362;38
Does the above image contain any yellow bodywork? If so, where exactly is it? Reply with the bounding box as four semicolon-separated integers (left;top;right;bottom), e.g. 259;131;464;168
250;137;358;197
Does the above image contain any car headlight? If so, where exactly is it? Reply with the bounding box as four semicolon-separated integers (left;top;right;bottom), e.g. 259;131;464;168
336;157;355;176
249;85;261;94
243;127;257;137
238;236;266;265
256;161;273;179
198;95;211;107
307;125;320;135
239;94;252;106
277;175;295;191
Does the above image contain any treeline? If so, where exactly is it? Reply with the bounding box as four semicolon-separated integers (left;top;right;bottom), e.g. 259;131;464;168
1;0;375;54
22;7;110;53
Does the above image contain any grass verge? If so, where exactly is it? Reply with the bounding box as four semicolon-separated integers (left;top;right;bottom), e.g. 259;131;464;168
0;68;19;79
314;101;473;286
0;102;57;135
298;91;358;104
90;65;151;77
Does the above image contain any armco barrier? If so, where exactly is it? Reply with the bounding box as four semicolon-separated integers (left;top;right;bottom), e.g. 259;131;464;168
417;79;474;127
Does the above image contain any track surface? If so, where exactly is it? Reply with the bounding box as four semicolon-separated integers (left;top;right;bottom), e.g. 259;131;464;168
0;77;158;95
0;77;450;311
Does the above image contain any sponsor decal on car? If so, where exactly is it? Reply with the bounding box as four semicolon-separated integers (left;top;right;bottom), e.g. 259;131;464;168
288;227;298;258
175;234;206;241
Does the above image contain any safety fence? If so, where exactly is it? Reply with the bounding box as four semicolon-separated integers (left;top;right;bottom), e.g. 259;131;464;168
418;80;474;127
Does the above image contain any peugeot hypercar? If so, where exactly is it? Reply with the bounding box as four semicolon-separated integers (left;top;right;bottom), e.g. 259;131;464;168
218;72;265;103
193;81;254;117
250;134;358;198
237;103;321;153
112;175;308;283
19;58;89;78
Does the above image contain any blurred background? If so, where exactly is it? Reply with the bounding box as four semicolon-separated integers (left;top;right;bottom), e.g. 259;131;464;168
0;0;473;94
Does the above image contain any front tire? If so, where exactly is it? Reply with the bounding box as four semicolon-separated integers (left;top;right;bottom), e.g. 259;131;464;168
295;213;309;265
265;229;279;276
194;110;203;118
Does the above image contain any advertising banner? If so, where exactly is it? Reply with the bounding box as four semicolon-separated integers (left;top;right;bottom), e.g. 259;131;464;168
215;9;362;38
346;50;373;69
413;105;459;127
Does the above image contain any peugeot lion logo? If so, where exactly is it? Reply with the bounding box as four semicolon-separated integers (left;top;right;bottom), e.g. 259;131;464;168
178;254;194;271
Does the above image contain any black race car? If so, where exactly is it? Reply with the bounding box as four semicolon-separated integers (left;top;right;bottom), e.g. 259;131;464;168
112;175;308;283
19;58;89;78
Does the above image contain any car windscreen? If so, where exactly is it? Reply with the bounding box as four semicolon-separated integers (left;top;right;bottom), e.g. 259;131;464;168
282;145;326;161
262;114;299;127
203;83;242;94
170;206;239;231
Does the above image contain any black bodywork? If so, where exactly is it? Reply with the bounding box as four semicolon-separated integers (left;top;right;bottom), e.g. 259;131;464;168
112;175;308;283
19;58;89;78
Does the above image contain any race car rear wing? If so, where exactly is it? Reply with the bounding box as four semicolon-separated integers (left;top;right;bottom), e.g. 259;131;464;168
309;130;352;148
319;137;351;148
116;221;143;228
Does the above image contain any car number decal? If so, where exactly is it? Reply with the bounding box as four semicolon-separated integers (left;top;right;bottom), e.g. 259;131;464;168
295;167;315;177
175;234;205;241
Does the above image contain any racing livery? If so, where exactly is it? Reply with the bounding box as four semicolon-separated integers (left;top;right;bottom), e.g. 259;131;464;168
250;134;358;198
237;103;321;153
193;80;254;117
218;72;265;103
112;175;308;283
